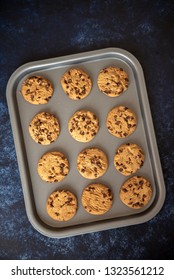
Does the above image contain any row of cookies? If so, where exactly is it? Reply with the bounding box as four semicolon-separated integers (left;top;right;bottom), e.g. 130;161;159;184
21;66;129;104
29;106;137;145
46;175;153;222
37;143;145;183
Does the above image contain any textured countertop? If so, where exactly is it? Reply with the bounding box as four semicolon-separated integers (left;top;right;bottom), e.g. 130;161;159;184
0;0;174;259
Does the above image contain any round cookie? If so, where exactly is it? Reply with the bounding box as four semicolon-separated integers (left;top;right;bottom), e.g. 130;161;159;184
114;143;145;176
61;68;92;100
46;190;77;221
97;66;129;97
21;75;53;104
77;147;108;179
68;110;99;142
120;176;153;209
29;112;60;145
37;151;69;183
106;105;137;138
82;183;113;215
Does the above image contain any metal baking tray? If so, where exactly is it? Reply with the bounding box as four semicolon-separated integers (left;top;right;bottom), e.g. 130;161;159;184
6;48;166;238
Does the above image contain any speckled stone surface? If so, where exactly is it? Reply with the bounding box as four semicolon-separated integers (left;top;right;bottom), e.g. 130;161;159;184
0;0;174;260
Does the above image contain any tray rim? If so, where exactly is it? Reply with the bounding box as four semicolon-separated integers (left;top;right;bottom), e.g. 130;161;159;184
6;47;166;238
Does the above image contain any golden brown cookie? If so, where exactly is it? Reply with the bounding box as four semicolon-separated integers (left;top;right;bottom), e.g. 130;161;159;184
114;143;145;176
120;176;153;209
37;151;69;183
77;147;108;179
61;68;92;100
46;190;77;221
97;66;129;97
29;112;60;145
82;183;113;215
68;110;99;142
21;75;53;104
106;105;137;138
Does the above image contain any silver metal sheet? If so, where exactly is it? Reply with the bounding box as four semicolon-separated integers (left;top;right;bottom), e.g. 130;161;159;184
6;48;166;238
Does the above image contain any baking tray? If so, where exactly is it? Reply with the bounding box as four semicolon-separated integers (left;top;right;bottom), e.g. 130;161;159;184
6;48;166;238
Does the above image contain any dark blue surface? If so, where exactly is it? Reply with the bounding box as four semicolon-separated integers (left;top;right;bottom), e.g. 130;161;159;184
0;0;174;260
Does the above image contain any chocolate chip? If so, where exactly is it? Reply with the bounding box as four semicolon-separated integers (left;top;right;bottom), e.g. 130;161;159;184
139;180;144;186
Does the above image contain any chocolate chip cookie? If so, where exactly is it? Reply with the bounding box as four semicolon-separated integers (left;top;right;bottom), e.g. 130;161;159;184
77;147;108;179
61;68;92;100
97;66;129;97
29;112;60;145
106;105;137;138
82;183;113;215
46;190;77;221
114;143;145;176
21;75;53;104
37;151;69;183
68;110;99;142
120;176;153;209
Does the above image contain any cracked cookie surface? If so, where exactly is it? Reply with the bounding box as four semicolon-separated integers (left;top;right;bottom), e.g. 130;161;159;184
82;183;113;215
68;110;99;142
61;68;92;100
97;66;129;97
37;151;69;183
29;112;60;145
21;75;53;104
106;105;137;138
114;143;145;176
77;147;108;179
120;176;153;209
46;190;77;221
